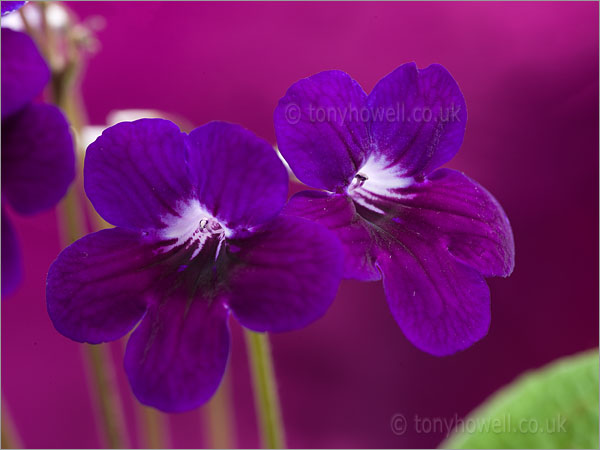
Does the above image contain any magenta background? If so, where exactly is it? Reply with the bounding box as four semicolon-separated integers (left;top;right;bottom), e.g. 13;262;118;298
2;2;599;448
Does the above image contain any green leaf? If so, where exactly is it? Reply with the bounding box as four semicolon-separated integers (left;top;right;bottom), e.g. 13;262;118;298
442;349;599;449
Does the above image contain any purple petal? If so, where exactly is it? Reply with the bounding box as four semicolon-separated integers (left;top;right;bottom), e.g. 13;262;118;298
283;190;380;281
352;168;515;277
1;28;49;118
186;122;288;233
84;119;194;231
350;169;509;354
376;232;491;356
366;63;467;177
405;169;514;277
1;103;75;215
1;2;26;16
227;215;343;332
1;210;22;296
124;297;230;412
46;228;154;344
274;70;370;191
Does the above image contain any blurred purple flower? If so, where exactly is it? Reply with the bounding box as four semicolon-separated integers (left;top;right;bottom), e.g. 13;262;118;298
1;1;25;16
1;27;74;296
46;119;343;412
274;63;515;356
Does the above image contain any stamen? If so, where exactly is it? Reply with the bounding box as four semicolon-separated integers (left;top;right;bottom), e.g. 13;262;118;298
353;173;368;187
347;156;415;214
158;201;230;259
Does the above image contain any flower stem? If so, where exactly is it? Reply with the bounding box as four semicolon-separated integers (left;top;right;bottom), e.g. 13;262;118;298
37;4;130;448
244;330;286;449
56;187;130;449
1;395;23;449
138;405;169;449
120;336;171;450
56;183;86;245
83;344;131;449
204;368;236;449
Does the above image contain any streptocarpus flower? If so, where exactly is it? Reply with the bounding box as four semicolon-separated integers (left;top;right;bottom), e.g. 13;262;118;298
1;27;74;295
274;63;515;356
46;119;343;412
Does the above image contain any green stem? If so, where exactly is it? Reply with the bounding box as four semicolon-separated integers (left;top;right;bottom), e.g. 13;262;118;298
1;395;23;449
120;337;170;449
57;186;130;449
204;368;237;449
57;184;86;245
83;345;131;449
138;406;168;449
245;330;286;449
43;6;131;446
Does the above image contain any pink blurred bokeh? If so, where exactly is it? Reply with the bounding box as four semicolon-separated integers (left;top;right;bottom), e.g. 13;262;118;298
2;2;598;448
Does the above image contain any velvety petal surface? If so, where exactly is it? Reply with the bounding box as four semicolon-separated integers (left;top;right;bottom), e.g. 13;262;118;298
274;70;371;191
46;228;155;344
1;210;22;296
283;190;380;281
186;122;288;234
401;169;514;276
124;296;230;412
2;103;75;215
352;168;515;277
227;215;343;332
366;63;467;177
85;119;194;231
1;28;49;118
349;168;514;354
1;1;25;16
375;230;491;356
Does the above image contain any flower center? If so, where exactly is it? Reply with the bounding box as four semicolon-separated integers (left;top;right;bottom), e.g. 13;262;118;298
197;217;224;236
347;155;414;214
351;173;368;188
157;201;229;260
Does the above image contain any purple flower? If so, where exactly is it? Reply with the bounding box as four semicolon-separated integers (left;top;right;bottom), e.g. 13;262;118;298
1;27;74;295
46;119;343;412
1;1;25;16
274;63;515;356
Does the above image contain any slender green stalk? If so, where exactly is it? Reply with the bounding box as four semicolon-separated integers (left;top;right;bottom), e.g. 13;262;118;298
41;4;131;446
56;184;86;245
56;186;130;449
138;406;168;449
57;180;131;450
1;395;23;449
83;345;131;449
118;337;170;449
245;330;286;449
204;368;236;449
